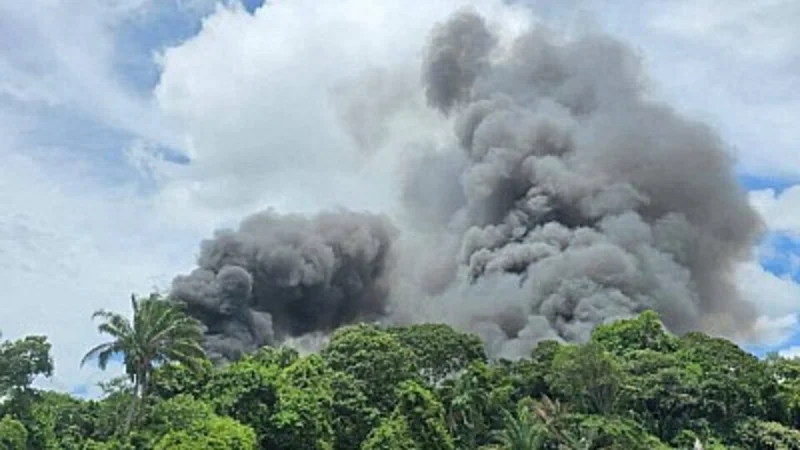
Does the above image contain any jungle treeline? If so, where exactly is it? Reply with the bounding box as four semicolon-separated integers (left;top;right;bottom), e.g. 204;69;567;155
2;295;800;449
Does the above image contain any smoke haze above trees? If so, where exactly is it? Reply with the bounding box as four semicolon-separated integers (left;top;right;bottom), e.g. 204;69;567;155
169;8;764;362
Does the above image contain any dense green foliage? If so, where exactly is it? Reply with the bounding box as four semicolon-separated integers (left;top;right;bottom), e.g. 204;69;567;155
2;299;800;449
0;334;53;397
81;294;206;399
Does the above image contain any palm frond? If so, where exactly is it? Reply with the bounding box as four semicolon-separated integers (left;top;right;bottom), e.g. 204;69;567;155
93;310;133;338
146;307;192;343
159;343;206;365
81;342;113;367
82;292;205;403
97;346;122;371
493;401;545;450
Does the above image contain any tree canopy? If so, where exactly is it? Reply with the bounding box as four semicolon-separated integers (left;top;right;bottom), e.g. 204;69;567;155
2;303;800;449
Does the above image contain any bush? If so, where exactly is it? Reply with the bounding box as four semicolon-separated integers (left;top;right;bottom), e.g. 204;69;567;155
0;416;27;450
153;416;257;450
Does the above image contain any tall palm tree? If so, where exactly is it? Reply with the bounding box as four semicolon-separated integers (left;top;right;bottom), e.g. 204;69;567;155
81;293;205;399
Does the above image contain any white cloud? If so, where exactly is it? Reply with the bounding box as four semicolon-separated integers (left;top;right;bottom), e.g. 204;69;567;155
752;315;798;349
0;115;199;394
648;0;799;62
732;187;800;348
541;0;800;177
0;0;216;148
643;0;800;176
0;0;216;394
750;187;800;236
736;261;800;346
780;345;800;359
737;261;800;318
150;0;533;221
0;1;234;393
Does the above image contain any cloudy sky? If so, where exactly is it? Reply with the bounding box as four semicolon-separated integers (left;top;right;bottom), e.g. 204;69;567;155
1;0;799;395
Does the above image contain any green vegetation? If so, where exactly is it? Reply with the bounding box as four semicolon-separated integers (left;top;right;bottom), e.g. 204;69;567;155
1;299;799;448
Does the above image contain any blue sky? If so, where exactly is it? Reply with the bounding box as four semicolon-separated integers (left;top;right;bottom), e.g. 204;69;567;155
1;0;799;396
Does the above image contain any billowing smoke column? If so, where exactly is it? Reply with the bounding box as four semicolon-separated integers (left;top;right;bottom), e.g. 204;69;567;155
171;210;396;361
171;9;764;361
398;9;763;357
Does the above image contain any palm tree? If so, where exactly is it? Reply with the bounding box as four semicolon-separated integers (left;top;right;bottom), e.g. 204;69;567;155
81;293;205;419
492;400;545;450
533;396;597;450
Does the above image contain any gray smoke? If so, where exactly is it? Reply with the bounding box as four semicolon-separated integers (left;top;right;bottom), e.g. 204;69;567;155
172;9;764;361
394;10;763;357
171;210;396;362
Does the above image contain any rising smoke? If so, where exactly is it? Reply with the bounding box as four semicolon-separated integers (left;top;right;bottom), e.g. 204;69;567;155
171;210;396;362
170;8;763;361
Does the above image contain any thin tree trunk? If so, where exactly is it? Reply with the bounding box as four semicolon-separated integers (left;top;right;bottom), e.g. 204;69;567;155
122;367;146;435
122;379;139;435
140;370;149;399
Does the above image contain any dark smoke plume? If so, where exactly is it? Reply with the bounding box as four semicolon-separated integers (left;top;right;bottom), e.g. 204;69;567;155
170;210;396;361
172;8;764;361
396;10;763;357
